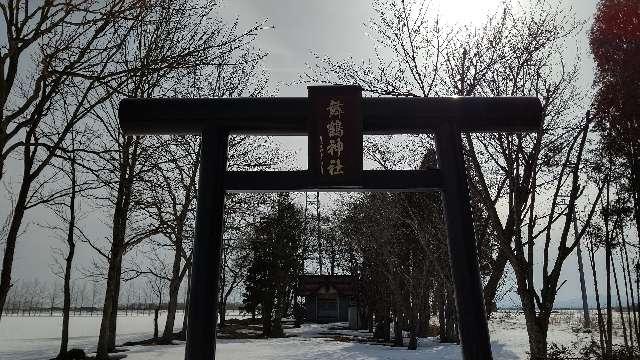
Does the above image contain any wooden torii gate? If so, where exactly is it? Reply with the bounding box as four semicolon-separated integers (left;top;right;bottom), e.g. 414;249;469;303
119;86;542;360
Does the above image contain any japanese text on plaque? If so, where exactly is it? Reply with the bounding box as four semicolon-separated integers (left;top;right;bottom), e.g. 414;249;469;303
324;99;344;176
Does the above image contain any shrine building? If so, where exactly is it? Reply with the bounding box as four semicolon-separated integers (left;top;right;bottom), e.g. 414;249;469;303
297;275;355;323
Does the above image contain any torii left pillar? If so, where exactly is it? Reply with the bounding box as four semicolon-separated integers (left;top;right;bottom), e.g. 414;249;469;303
184;129;228;360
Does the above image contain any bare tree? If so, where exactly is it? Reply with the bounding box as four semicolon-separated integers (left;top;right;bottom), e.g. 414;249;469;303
150;276;166;341
307;1;602;357
139;135;198;341
507;117;603;358
218;234;252;329
51;133;80;357
304;0;584;319
138;44;272;339
67;2;270;356
0;0;149;321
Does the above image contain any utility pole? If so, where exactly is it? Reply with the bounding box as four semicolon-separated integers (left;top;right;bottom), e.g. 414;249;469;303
316;191;323;275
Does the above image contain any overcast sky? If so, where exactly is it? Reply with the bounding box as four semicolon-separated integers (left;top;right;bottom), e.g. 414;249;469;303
4;0;627;308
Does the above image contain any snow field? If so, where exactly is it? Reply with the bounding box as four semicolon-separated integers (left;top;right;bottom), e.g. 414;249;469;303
0;310;622;360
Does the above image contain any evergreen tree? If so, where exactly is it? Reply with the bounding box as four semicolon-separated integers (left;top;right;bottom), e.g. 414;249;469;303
590;0;640;240
242;193;304;337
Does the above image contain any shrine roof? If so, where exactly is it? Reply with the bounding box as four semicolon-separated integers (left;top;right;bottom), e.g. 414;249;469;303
297;274;355;296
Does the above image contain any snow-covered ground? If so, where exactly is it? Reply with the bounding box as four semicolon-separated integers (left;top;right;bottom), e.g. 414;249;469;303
0;310;611;360
0;312;185;360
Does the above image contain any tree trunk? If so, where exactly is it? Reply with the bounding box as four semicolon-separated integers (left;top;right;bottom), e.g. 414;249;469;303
153;307;159;340
181;266;191;336
58;163;77;357
262;297;273;337
293;295;302;328
218;244;227;330
574;217;591;329
418;294;431;337
0;176;30;321
483;251;507;318
438;287;446;342
218;301;226;330
525;315;549;360
49;292;55;317
630;157;640;250
443;289;458;343
96;252;123;359
438;286;458;343
373;309;390;341
108;263;122;351
621;229;640;344
271;285;286;338
383;311;391;342
393;313;403;346
417;309;428;337
612;251;629;348
518;265;549;360
636;267;640;344
605;223;613;356
589;241;606;354
373;316;385;340
408;308;418;350
97;138;136;358
162;249;183;339
59;252;73;356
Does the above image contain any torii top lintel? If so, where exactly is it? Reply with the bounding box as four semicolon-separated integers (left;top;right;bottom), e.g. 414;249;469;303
119;96;542;136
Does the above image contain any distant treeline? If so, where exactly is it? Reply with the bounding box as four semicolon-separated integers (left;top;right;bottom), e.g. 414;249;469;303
2;302;246;317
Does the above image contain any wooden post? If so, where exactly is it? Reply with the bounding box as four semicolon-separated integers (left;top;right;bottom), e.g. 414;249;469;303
435;122;493;360
185;129;228;360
